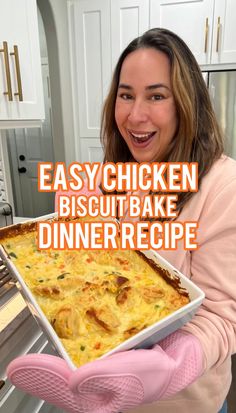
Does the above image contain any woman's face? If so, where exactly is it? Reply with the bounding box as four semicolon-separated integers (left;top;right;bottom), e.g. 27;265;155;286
115;48;178;162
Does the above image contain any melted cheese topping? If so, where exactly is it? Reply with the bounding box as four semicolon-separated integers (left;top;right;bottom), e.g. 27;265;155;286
2;223;189;367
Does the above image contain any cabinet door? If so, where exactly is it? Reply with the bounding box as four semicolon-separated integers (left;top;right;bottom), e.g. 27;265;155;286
68;0;111;163
211;0;236;64
111;0;149;70
79;138;104;163
0;0;44;122
150;0;215;65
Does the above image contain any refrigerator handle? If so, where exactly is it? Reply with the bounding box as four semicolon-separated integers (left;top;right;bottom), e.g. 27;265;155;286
209;82;215;100
201;71;209;86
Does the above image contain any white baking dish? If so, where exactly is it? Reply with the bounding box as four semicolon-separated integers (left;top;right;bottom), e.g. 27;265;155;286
0;214;205;370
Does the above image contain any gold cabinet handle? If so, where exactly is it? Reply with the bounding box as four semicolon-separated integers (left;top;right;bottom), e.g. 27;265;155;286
216;16;221;52
0;41;13;101
10;45;23;101
204;17;209;53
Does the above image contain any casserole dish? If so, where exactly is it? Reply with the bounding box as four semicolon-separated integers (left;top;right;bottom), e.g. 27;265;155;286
0;214;204;370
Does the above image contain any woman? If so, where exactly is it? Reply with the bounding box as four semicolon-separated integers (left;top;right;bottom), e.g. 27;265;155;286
7;28;236;413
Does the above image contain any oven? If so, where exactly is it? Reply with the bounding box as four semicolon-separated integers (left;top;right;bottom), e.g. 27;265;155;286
0;202;13;228
0;257;64;412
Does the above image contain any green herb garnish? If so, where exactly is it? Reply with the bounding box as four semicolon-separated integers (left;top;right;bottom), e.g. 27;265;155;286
57;272;70;280
9;252;17;259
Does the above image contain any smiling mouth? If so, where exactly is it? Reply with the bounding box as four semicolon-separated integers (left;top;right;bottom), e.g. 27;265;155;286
129;131;156;144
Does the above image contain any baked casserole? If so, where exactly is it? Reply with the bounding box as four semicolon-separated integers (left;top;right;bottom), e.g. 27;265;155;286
0;216;189;367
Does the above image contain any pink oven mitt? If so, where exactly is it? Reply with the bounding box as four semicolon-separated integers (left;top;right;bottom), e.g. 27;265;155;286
7;331;203;413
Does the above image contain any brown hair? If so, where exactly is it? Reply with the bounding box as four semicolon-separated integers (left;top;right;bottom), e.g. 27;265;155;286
101;28;224;215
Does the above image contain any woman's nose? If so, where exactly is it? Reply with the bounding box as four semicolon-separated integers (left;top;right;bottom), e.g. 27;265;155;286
128;100;149;123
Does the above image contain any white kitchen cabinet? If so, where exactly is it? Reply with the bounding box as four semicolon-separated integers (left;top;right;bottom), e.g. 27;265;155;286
68;0;111;162
150;0;236;66
111;0;149;70
0;0;44;126
68;0;149;162
211;0;236;64
150;0;215;65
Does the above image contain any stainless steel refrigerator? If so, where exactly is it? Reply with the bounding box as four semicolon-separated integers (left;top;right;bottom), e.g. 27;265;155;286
203;71;236;160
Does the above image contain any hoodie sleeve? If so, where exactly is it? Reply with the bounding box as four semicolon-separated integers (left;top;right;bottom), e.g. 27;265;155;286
182;176;236;370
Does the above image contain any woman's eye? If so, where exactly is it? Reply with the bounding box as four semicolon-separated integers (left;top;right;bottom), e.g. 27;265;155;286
150;94;164;101
119;93;133;100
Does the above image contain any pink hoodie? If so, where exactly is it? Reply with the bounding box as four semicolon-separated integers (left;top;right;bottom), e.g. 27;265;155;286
127;155;236;413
